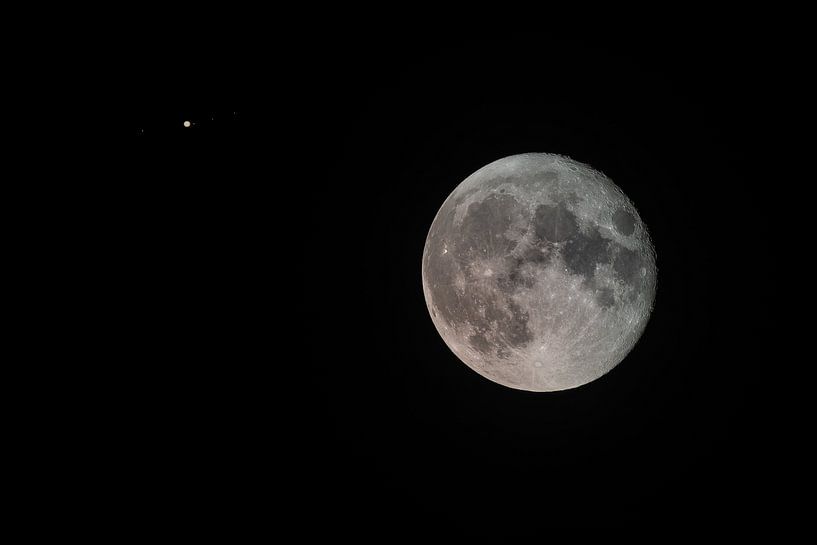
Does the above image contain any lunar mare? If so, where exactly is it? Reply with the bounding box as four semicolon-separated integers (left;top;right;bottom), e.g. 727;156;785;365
421;153;656;391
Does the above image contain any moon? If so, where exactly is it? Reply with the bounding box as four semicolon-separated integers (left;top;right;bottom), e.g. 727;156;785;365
421;153;657;392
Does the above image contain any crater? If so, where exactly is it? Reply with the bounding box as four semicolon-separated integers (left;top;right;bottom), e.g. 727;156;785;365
612;208;636;236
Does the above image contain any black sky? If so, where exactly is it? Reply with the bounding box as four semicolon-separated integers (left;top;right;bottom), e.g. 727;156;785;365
311;34;781;533
130;22;793;534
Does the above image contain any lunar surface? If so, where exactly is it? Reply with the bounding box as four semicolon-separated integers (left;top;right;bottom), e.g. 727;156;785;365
421;153;656;391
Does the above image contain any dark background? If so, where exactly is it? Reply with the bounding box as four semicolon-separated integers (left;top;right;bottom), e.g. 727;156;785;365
316;36;779;532
130;25;789;533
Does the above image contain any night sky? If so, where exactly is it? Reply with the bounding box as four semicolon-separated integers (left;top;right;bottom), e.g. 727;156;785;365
313;35;781;533
130;24;791;535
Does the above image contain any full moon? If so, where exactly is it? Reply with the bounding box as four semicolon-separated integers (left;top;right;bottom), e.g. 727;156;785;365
422;153;656;391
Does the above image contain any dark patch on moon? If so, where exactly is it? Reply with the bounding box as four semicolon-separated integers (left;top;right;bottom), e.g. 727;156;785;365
424;195;536;349
613;246;643;289
596;287;615;308
469;333;492;354
497;261;535;293
458;194;525;256
533;204;578;243
425;226;534;353
612;208;636;236
497;247;551;293
563;228;611;280
458;295;533;354
504;300;533;347
482;293;509;324
520;246;550;265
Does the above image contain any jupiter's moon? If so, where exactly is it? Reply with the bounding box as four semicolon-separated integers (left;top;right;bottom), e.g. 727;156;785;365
422;153;656;391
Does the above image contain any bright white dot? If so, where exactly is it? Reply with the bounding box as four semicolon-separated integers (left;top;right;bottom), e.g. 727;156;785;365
183;121;191;128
